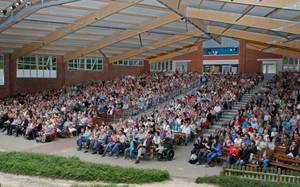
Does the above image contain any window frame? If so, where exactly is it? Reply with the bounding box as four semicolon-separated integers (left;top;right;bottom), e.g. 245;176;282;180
16;55;57;78
0;55;4;85
68;57;104;71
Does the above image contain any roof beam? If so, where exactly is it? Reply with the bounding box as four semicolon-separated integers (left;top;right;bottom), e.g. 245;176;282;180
0;0;79;33
208;0;300;11
207;25;300;51
155;0;216;42
246;42;300;58
109;29;202;63
64;13;181;62
147;44;199;64
11;0;142;61
186;7;300;35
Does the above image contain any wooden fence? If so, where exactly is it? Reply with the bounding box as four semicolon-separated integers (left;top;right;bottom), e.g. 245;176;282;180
222;165;300;183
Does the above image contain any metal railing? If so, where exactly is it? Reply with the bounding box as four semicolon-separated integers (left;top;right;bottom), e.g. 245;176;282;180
109;76;207;122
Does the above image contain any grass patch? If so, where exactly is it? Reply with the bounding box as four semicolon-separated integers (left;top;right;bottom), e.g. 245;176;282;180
71;185;129;187
0;152;169;184
195;176;300;187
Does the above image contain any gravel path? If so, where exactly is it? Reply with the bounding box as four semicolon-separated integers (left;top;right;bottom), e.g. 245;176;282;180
0;172;217;187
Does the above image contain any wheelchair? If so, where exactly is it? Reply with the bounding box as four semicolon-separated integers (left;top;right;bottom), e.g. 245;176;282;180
156;138;175;161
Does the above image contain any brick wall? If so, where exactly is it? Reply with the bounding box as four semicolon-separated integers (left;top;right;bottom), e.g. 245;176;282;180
0;56;149;98
0;39;282;99
174;42;203;72
171;39;282;74
10;56;64;95
64;59;149;85
239;40;282;73
0;54;10;98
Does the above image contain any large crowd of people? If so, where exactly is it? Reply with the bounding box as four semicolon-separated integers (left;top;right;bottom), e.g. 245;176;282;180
6;69;295;167
190;72;300;168
75;74;260;164
0;72;200;143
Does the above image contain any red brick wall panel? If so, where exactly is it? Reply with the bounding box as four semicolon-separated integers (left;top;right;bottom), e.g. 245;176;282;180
0;54;11;99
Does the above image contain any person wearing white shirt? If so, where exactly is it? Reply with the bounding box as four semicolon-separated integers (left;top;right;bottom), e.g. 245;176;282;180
213;104;222;121
181;123;191;146
250;118;259;130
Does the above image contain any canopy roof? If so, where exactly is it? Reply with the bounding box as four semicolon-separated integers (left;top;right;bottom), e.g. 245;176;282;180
0;0;299;63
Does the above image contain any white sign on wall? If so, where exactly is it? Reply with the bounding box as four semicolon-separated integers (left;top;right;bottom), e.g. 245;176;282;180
0;69;4;85
203;59;239;65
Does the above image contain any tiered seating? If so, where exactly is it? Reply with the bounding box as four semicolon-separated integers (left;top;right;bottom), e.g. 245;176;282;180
191;72;300;170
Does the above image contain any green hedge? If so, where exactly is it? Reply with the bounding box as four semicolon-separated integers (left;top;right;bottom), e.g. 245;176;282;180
72;185;128;187
196;176;300;187
0;152;169;184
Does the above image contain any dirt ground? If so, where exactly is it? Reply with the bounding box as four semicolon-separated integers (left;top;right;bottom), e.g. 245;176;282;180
0;172;217;187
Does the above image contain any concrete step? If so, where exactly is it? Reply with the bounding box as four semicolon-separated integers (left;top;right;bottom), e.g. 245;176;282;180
220;114;234;119
200;81;267;138
211;124;223;128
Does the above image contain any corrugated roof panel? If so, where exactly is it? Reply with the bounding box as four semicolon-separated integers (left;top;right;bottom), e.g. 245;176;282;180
52;39;93;46
200;1;225;10
248;6;274;17
182;0;202;8
66;33;106;41
26;14;75;24
221;3;249;14
64;0;108;9
77;27;120;36
92;21;136;30
121;6;168;17
104;13;151;24
37;6;90;18
270;9;300;20
140;0;166;8
12;21;63;31
3;28;49;37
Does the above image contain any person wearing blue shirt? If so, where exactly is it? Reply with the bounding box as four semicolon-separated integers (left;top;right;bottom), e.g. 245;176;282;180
172;122;180;132
242;119;250;129
282;120;292;136
77;127;92;151
231;131;238;141
124;137;136;161
242;134;251;145
205;139;222;167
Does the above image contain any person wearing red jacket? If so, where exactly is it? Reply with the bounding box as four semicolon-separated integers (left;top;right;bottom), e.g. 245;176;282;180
226;142;240;166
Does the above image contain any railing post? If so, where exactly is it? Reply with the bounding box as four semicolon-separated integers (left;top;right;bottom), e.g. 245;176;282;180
277;168;281;182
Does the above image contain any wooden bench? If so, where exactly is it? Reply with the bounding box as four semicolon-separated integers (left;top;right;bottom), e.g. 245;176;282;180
92;116;113;126
268;149;300;172
274;153;300;165
275;146;286;155
216;148;229;162
269;161;300;172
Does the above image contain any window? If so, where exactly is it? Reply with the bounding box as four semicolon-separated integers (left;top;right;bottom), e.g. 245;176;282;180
112;59;144;67
282;56;300;72
68;57;103;71
0;55;4;85
17;55;57;78
150;60;173;72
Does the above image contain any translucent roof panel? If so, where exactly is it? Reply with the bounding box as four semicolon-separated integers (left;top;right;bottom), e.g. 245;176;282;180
121;6;169;17
26;14;75;24
221;3;248;14
64;0;108;10
37;6;90;18
270;9;300;20
103;13;152;25
247;6;274;17
140;0;166;8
